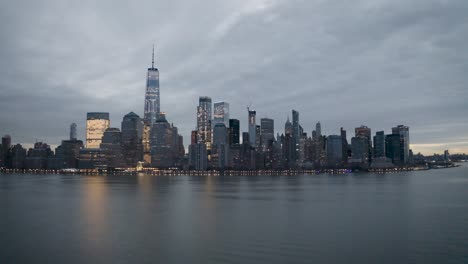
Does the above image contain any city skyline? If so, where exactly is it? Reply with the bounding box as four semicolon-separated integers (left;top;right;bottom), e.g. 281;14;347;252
1;0;467;155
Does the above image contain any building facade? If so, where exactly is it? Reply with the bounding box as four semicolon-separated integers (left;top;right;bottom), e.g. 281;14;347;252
86;112;110;148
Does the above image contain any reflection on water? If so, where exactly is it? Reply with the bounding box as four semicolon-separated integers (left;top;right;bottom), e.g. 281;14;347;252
1;165;468;263
81;176;108;256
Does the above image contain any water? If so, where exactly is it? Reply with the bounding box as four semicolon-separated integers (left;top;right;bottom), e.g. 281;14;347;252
1;165;467;264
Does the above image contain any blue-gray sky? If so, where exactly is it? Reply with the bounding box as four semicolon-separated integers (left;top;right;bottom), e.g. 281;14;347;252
0;0;467;154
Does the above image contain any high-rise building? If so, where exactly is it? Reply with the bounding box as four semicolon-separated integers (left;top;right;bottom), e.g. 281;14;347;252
385;134;403;164
121;112;143;167
197;96;212;150
188;143;208;171
151;113;174;168
70;123;77;140
248;109;256;147
340;127;349;162
292;110;300;161
144;45;160;125
285;117;293;135
326;135;343;167
260;118;274;151
213;102;229;126
316;122;322;137
11;144;26;169
392;125;410;163
86;112;110;148
100;127;125;168
373;131;386;158
55;139;83;169
355;125;372;163
350;136;369;164
228;119;240;146
212;123;229;169
1;134;11;167
142;122;152;165
255;125;261;149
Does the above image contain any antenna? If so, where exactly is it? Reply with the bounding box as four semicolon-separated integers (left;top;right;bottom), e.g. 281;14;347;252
152;44;155;68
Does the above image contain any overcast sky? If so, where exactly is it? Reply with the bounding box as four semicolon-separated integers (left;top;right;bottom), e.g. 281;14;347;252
0;0;467;154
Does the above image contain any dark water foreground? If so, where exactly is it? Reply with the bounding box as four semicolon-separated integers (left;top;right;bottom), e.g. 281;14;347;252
1;165;467;264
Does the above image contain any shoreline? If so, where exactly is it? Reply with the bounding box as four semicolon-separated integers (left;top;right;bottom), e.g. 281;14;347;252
0;163;461;176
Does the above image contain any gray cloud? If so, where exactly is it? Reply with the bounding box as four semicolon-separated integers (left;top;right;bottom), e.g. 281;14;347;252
0;0;467;154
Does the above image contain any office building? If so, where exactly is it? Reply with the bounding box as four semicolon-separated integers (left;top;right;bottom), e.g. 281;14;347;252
86;112;110;148
213;102;229;126
144;45;160;125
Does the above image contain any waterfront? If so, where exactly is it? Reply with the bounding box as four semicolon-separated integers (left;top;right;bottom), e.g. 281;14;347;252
1;164;467;263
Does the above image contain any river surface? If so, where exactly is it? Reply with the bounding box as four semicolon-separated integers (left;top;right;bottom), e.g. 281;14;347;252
1;165;468;263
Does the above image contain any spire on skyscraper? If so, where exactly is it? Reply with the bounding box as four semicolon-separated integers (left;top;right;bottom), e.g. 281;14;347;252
152;44;155;69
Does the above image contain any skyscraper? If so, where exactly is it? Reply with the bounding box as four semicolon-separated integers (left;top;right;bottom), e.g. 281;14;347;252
285;117;292;135
197;96;212;149
385;134;403;164
326;135;343;167
340;127;349;162
373;131;386;158
248;109;256;147
1;135;11;167
100;127;125;168
151;113;174;168
213;123;229;169
213;102;229;126
86;112;110;148
144;45;160;125
70;123;77;140
292;110;300;161
121;112;143;167
316;122;322;137
392;125;410;163
260;118;274;151
355;125;372;163
228;119;240;146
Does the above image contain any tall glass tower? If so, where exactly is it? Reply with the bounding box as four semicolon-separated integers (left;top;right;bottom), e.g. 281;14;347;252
144;45;160;125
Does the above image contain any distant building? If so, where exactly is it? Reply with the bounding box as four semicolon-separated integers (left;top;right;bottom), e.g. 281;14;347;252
25;142;53;169
11;144;27;169
285;117;293;136
292;110;300;161
142;122;152;166
70;123;77;140
144;46;160;125
1;135;11;167
78;148;106;170
197;96;212;150
188;143;208;170
340;127;349;163
55;139;83;168
350;136;369;165
315;122;322;137
326;135;343;167
213;102;230;126
373;131;386;158
260;118;274;152
151;114;174;168
228;119;240;146
392;125;410;164
121;112;143;167
355;125;372;163
86;112;110;148
212;123;229;169
385;134;403;165
248;109;256;147
100;128;125;169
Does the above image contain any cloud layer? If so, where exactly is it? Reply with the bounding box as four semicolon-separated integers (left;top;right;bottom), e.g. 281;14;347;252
1;0;467;154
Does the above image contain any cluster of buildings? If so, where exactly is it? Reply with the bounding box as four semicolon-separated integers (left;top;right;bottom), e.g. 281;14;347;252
186;100;413;170
0;47;442;172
